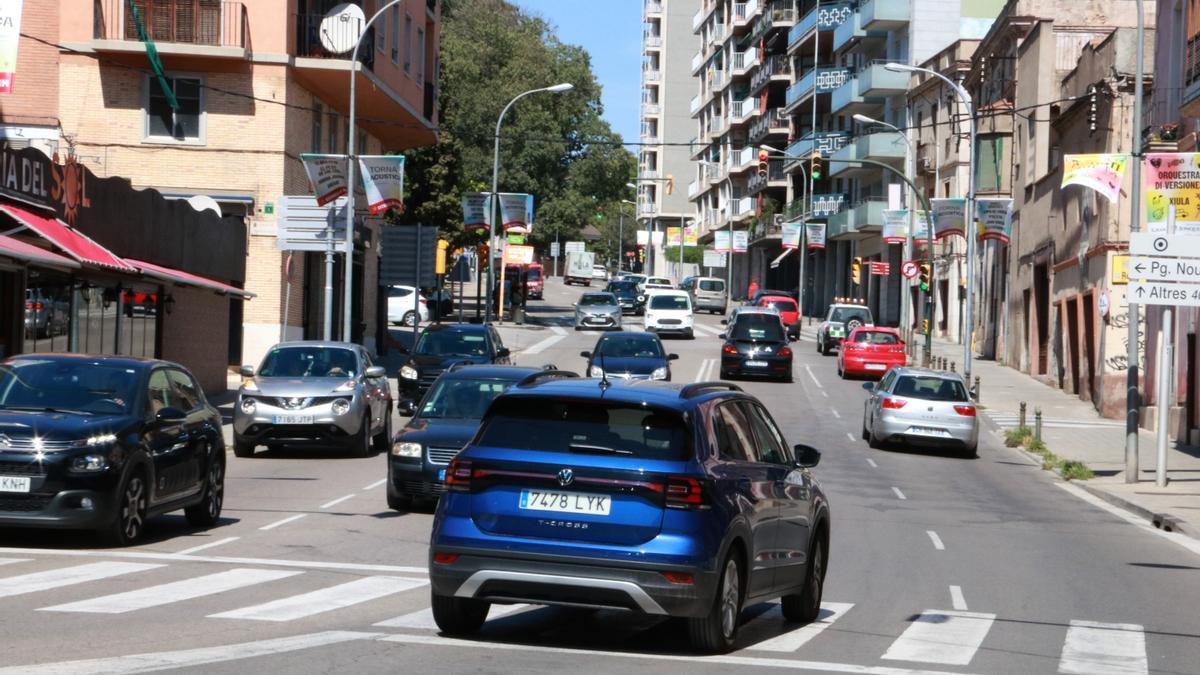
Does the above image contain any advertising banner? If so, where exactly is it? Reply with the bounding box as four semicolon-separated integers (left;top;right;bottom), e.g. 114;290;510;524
0;0;22;93
1144;153;1200;234
806;222;826;250
462;192;490;229
358;155;405;215
636;230;664;246
703;250;726;267
503;244;534;265
912;210;932;243
782;222;802;249
1062;153;1128;203
713;230;731;253
882;209;908;244
666;226;681;247
975;198;1014;243
683;224;698;246
498;193;534;230
300;154;348;206
931;198;967;240
732;230;749;253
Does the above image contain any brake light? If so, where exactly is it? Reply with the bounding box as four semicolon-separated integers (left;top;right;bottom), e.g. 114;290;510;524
432;552;458;565
661;571;695;585
881;398;907;409
665;476;705;508
954;405;977;417
419;298;427;304
722;344;738;355
444;458;473;491
778;346;792;357
28;302;43;310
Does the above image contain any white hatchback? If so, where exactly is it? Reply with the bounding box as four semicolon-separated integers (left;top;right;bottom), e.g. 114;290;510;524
386;285;430;326
643;290;695;339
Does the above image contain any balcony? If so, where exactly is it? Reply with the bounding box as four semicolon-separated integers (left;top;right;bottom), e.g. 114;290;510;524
749;55;791;93
692;50;707;74
690;94;702;115
645;0;664;16
858;61;909;96
688;180;700;198
830;75;879;117
641;101;661;115
709;68;728;91
706;208;725;227
710;23;729;46
860;0;909;30
732;48;759;75
829;134;905;178
832;7;884;52
94;0;246;55
784;66;853;111
641;125;660;141
747;160;788;194
642;69;662;83
788;2;852;52
707;115;728;137
644;33;662;49
729;146;757;174
748;108;789;143
826;198;886;238
729;97;760;124
748;3;797;44
782;132;852;172
733;0;761;27
638;200;657;217
731;197;755;221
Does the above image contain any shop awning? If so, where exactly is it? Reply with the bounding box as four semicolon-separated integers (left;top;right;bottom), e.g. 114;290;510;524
0;204;135;272
769;248;794;269
0;234;81;269
127;258;256;299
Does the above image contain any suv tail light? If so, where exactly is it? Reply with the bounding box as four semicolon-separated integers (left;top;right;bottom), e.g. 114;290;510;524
722;344;738;355
444;458;473;491
954;405;977;417
665;476;705;509
881;398;907;409
778;346;793;358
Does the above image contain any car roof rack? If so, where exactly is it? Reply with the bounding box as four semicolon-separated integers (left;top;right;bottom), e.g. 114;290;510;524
679;382;743;399
516;369;579;387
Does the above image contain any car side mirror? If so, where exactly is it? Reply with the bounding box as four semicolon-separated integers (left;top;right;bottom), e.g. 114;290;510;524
580;351;592;358
794;444;821;468
862;382;876;392
668;353;679;361
718;333;727;339
496;347;511;358
238;365;255;377
155;407;187;423
720;319;727;325
365;366;386;379
398;400;417;416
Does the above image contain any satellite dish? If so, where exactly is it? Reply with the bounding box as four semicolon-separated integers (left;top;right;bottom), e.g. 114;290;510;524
186;195;222;217
320;3;366;55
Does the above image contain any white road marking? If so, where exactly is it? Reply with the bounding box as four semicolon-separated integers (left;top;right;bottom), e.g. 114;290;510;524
41;568;302;614
949;586;967;611
523;334;566;355
866;458;878;468
210;575;427;622
830;409;841;419
805;365;822;388
550;325;567;336
695;358;714;382
374;602;533;629
846;432;855;442
892;487;907;500
1054;482;1200;558
0;547;430;576
260;514;309;531
0;562;163;599
1058;620;1148;675
0;558;27;566
363;478;387;490
174;537;240;555
881;610;996;666
926;531;945;551
821;390;829;398
749;602;855;652
320;493;357;510
381;632;970;675
0;631;382;675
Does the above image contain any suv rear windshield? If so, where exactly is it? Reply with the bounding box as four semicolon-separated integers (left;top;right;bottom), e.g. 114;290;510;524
649;295;689;310
477;398;691;460
608;281;637;293
698;279;725;292
829;306;872;323
893;376;968;402
728;315;785;342
766;299;797;312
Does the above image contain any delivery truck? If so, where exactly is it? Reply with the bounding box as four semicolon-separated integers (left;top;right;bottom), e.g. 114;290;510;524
564;251;596;286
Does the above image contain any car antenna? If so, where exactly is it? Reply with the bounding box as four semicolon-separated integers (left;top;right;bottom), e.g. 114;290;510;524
599;353;610;390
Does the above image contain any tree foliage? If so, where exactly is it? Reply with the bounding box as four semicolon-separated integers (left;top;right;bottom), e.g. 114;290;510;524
401;0;636;250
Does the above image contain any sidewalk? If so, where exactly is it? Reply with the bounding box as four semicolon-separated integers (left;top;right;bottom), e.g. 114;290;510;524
921;336;1200;540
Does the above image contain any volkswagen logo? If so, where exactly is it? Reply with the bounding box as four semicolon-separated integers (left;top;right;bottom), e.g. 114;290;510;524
0;434;9;449
557;468;574;487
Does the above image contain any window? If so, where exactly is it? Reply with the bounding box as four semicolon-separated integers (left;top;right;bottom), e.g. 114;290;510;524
976;136;1004;192
893;376;968;402
416;26;426;84
146;75;203;142
391;6;399;63
311;101;323;153
146;370;182;417
713;402;755;462
404;14;413;73
167;369;203;411
327;111;339;154
376;1;385;53
743;403;790;465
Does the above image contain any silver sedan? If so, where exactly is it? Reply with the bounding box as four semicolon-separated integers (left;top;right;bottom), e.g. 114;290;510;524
862;367;979;456
573;292;623;331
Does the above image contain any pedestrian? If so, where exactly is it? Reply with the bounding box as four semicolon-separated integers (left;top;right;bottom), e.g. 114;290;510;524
747;276;759;302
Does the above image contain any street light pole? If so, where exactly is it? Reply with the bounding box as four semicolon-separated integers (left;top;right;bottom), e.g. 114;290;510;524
486;83;574;324
1127;0;1146;482
620;199;637;272
886;63;976;377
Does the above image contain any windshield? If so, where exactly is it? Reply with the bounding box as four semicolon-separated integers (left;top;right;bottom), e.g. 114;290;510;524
419;377;511;419
527;269;542;280
649;295;690;310
0;359;140;415
829;307;872;323
698;280;725;292
647;278;671;286
607;281;638;294
893;376;968;402
387;287;412;298
729;316;785;342
478;398;690;460
594;334;664;359
854;331;900;345
579;294;616;307
414;330;489;357
766;299;797;313
258;347;358;378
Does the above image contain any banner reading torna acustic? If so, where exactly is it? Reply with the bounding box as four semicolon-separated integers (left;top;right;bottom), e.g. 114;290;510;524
358;155;405;215
300;154;348;206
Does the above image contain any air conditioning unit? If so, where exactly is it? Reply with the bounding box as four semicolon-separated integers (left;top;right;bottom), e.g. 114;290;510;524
920;157;933;173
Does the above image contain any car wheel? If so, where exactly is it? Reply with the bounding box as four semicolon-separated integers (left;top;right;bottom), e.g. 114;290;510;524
351;414;372;458
719;369;733;380
431;590;490;635
817;340;825;355
964;443;978;459
861;416;871;441
402;311;417;327
686;329;695;340
688;552;742;653
233;439;255;458
102;469;148;547
868;427;884;450
782;533;826;623
185;449;224;527
372;407;393;455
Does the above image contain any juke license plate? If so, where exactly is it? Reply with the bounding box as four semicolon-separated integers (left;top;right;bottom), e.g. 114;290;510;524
272;415;314;424
519;489;611;516
0;476;31;493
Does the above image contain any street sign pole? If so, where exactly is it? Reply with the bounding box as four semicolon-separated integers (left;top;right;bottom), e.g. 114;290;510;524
1156;307;1173;487
1127;0;1146;483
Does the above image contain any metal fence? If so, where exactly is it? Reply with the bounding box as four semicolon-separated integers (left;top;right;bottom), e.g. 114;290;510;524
96;0;245;48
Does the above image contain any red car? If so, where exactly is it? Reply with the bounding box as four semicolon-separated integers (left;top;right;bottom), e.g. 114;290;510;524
838;327;906;379
756;294;800;340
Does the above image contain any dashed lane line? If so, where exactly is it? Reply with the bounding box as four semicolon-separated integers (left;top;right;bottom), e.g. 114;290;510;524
892;487;907;501
259;514;308;531
949;585;967;611
927;531;945;551
320;494;356;510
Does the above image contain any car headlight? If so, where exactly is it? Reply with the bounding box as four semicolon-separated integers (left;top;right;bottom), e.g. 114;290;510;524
240;397;257;415
391;441;422;458
242;378;259;392
331;398;351;416
651;366;669;380
589;365;604;377
70;433;118;449
71;454;109;472
400;365;418;380
332;380;356;392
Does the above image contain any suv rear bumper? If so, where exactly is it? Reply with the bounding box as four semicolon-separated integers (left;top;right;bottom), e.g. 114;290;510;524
429;549;718;617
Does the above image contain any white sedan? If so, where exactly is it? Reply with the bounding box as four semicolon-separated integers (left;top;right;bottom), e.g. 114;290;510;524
386;285;430;326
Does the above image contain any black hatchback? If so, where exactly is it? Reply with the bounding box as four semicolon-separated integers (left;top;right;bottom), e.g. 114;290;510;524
397;324;512;412
0;354;226;545
720;313;794;381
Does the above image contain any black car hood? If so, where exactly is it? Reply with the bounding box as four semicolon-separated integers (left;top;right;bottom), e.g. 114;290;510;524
0;409;139;442
405;353;489;371
396;417;480;449
592;356;665;375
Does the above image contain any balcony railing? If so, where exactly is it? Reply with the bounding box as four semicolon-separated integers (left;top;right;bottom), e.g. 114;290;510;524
688;180;700;198
748;3;796;44
645;0;664;15
748;108;788;142
692;50;706;74
644;33;662;48
710;23;728;45
709;68;728;90
750;55;791;92
730;97;759;122
641;101;661;115
734;0;761;25
747;160;788;193
295;12;375;66
1188;35;1200;87
732;48;758;74
731;197;755;218
786;66;853;108
97;0;246;48
642;69;661;82
689;95;702;115
788;2;852;49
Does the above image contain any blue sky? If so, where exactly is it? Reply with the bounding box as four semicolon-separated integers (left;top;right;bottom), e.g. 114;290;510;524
513;0;642;145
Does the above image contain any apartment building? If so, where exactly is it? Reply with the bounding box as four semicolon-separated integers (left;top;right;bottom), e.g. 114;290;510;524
640;0;701;278
57;0;440;366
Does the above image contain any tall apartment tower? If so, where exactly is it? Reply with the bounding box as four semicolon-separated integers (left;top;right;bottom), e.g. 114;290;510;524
639;0;701;277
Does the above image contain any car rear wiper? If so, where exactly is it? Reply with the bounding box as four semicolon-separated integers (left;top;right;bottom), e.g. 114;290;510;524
568;443;633;456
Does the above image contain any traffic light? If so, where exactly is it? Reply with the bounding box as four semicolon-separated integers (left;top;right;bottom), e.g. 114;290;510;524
922;318;930;335
436;239;449;274
850;256;863;285
919;263;932;292
665;174;675;195
757;149;769;177
811;151;823;180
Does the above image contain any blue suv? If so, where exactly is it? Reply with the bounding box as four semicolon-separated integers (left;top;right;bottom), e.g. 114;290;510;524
427;378;830;653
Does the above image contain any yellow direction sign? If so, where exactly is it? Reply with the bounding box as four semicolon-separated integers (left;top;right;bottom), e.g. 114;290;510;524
1111;254;1130;285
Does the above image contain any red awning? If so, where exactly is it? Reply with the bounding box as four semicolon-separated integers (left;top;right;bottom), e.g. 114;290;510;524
0;204;135;271
0;235;81;269
127;258;256;299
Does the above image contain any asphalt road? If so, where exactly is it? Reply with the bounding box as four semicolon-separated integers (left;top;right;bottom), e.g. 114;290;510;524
1;277;1199;674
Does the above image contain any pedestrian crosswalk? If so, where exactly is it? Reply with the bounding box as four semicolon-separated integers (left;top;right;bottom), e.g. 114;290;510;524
984;411;1125;430
0;556;1152;673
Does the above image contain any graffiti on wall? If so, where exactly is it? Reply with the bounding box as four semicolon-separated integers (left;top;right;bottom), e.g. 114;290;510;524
1104;311;1145;371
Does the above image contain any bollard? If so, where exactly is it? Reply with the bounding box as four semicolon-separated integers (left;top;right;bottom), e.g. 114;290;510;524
1034;407;1043;443
973;375;980;402
950;361;956;373
1019;401;1027;429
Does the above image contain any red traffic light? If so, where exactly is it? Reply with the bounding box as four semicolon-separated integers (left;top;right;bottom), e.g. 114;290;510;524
758;149;769;162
